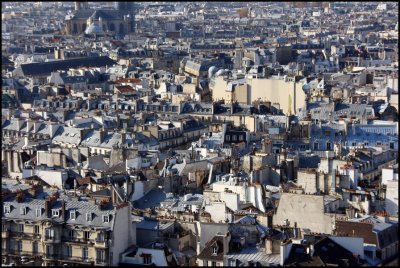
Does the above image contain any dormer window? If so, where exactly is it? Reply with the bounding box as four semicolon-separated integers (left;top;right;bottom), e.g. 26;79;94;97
36;208;41;217
103;215;109;223
86;213;92;222
70;210;76;220
212;246;218;256
20;207;27;215
4;205;11;214
52;209;60;217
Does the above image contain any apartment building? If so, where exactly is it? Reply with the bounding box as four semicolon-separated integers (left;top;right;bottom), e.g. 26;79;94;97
2;185;135;266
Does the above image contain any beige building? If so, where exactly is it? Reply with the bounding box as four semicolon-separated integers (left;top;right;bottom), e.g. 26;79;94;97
211;75;307;115
2;186;135;266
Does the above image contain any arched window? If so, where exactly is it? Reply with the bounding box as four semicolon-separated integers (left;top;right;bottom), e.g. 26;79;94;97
109;23;115;32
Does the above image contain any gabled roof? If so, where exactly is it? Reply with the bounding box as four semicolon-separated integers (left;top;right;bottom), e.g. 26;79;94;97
197;236;225;261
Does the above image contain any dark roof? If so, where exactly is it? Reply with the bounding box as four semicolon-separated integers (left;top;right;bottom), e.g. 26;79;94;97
197;236;225;261
15;56;116;76
313;237;359;266
2;56;12;65
335;220;376;245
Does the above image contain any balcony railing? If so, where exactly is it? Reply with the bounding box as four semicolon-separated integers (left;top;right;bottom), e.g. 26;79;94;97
94;239;108;247
4;250;42;257
60;255;94;263
62;236;93;244
96;258;108;265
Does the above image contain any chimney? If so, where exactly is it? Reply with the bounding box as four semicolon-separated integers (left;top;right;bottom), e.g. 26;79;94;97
16;118;24;131
121;131;126;144
265;238;273;254
24;136;29;147
26;119;33;133
280;240;293;266
61;200;66;220
99;129;107;143
33;121;41;133
45;199;51;217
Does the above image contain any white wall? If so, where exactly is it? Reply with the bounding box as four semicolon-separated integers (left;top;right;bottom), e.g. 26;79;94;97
330;236;364;259
112;204;133;266
33;169;68;189
205;202;227;223
130;181;145;202
385;180;398;216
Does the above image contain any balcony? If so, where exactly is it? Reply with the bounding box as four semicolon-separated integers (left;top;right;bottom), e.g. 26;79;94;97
62;236;94;245
95;258;109;266
5;250;42;257
43;236;60;243
43;253;58;260
94;239;108;248
61;255;94;264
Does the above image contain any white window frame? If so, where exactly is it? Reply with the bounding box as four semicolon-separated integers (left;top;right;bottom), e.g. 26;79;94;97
20;207;27;215
86;213;92;222
103;215;109;223
45;228;54;239
70;210;76;220
66;245;72;257
82;247;89;259
143;255;152;264
52;209;60;217
36;208;41;217
4;205;10;214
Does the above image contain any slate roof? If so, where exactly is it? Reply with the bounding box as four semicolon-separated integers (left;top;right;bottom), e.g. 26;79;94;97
197;236;225;261
14;56;116;76
2;191;116;229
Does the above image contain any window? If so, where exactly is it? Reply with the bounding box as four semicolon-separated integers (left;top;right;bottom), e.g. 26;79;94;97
239;135;244;141
97;232;105;242
70;210;76;220
36;208;41;217
143;254;152;264
34;225;40;235
86;213;92;222
232;135;237;141
46;245;53;255
212;261;217;266
4;205;10;214
314;142;319;150
84;231;90;241
326;142;331;151
82;247;89;260
96;249;105;262
390;142;394;149
17;224;24;233
33;241;38;254
20;207;27;215
103;215;109;223
352;142;357;146
225;135;230;141
212;247;218;255
45;228;54;239
17;240;22;251
68;229;74;239
52;209;59;217
66;245;72;257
